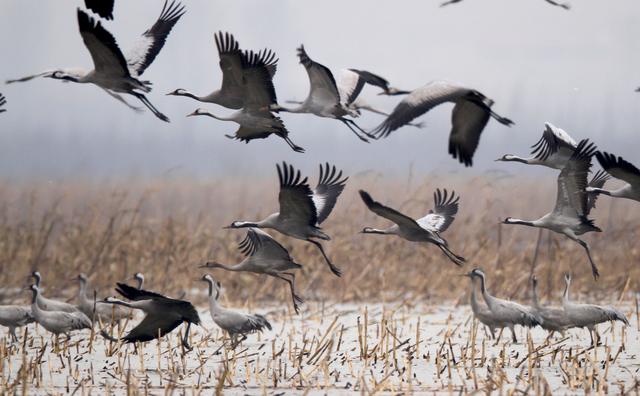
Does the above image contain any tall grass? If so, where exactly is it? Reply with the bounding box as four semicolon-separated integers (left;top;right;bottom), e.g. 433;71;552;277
0;170;637;308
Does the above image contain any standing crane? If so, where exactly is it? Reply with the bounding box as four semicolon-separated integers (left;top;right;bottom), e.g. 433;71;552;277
466;269;542;343
225;162;347;277
29;285;91;335
6;1;185;122
561;274;629;345
200;275;272;348
359;189;465;266
0;305;34;341
201;228;304;313
31;271;81;313
529;275;571;335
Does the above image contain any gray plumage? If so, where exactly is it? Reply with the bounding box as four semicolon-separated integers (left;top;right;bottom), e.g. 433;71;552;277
561;274;629;345
466;275;505;339
31;271;80;313
75;274;130;323
0;305;34;341
496;122;578;169
503;139;604;279
467;269;541;343
588;151;640;203
226;162;347;277
201;228;304;313
29;285;91;335
359;188;465;266
370;80;514;167
269;46;374;142
201;275;271;346
529;275;571;333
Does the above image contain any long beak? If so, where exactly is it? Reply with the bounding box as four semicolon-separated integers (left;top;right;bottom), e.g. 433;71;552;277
166;91;176;96
198;262;210;268
186;111;198;117
494;158;502;161
222;225;232;229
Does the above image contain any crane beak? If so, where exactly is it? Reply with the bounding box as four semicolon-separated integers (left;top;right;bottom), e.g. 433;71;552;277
186;111;198;117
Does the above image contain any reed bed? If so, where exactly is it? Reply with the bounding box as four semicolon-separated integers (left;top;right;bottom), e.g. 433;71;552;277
0;170;639;393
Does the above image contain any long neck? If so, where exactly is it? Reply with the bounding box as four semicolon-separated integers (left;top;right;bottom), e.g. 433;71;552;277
363;228;395;235
503;155;531;164
272;104;305;114
531;281;540;308
206;281;221;313
506;218;538;227
78;280;89;304
477;274;495;309
233;221;261;229
33;274;41;287
562;278;571;306
469;280;481;313
206;262;243;272
136;277;144;290
31;290;43;317
194;111;234;121
104;299;136;309
179;90;206;101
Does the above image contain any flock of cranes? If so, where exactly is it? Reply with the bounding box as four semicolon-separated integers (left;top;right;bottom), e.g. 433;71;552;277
0;0;636;356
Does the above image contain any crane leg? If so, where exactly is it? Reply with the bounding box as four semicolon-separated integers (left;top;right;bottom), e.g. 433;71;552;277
101;88;143;112
488;109;514;126
307;239;342;277
282;136;305;153
339;119;370;142
9;327;18;342
509;326;518;343
275;273;304;314
131;92;170;123
576;239;599;280
181;322;192;351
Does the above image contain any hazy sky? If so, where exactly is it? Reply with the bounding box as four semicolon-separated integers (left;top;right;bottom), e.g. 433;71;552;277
1;0;639;180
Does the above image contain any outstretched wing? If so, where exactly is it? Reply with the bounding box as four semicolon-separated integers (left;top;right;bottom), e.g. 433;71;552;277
215;32;245;96
371;81;470;139
277;162;318;226
348;69;391;93
0;93;6;113
586;170;609;214
448;98;490;167
116;283;166;301
297;45;341;108
337;69;366;106
77;9;130;78
416;189;460;232
596;151;640;186
84;0;115;20
241;49;278;109
530;122;577;161
359;190;422;231
123;312;182;343
313;163;348;224
553;139;596;218
238;228;292;261
126;0;186;77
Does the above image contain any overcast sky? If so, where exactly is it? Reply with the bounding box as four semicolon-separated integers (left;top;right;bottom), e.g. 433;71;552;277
1;0;639;181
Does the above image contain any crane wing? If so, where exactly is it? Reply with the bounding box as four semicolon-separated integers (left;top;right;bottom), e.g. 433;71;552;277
337;69;366;106
277;162;318;226
312;163;348;224
530;122;577;161
123;312;183;343
241;49;278;109
586;170;609;214
215;32;245;97
448;98;491;166
416;189;460;232
553;139;596;218
126;0;185;77
238;228;291;261
348;69;391;93
297;45;341;108
84;0;114;20
596;151;640;186
371;81;470;139
116;283;167;301
0;93;5;113
359;190;422;231
77;9;130;78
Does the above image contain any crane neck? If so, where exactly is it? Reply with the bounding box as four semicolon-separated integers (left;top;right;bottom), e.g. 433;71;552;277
476;274;495;309
469;279;481;314
361;227;394;235
531;281;540;309
272;104;305;114
562;278;571;306
205;262;243;272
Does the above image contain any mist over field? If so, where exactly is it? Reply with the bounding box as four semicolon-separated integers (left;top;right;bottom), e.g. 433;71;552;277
1;0;639;181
